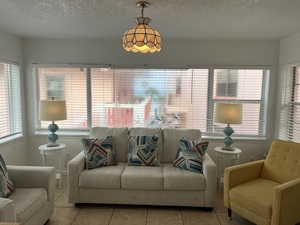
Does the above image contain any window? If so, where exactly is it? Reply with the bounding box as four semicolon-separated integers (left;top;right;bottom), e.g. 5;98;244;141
33;66;270;139
279;66;300;142
0;61;22;141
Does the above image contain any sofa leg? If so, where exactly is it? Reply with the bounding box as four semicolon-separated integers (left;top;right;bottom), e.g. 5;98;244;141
227;208;232;219
44;219;50;225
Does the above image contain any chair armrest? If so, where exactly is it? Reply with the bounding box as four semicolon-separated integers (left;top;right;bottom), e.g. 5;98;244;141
203;153;217;207
7;166;56;204
67;151;85;203
0;195;17;222
272;177;300;225
224;160;265;208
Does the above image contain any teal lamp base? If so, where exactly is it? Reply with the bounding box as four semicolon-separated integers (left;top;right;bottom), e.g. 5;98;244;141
221;125;235;151
47;122;60;147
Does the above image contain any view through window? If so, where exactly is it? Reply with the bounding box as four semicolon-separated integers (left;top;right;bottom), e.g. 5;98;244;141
33;67;270;138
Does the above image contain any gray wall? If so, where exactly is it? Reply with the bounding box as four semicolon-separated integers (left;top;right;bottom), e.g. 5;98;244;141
0;31;28;165
23;38;279;170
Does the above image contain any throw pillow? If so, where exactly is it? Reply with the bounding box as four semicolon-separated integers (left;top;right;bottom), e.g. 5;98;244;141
127;135;160;166
173;137;209;174
81;135;117;169
0;154;15;197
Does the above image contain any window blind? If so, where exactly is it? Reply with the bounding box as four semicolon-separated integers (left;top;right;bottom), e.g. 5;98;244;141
0;62;22;140
33;66;270;139
279;66;300;142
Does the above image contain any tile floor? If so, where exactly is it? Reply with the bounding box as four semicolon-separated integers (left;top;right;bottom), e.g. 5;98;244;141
47;177;255;225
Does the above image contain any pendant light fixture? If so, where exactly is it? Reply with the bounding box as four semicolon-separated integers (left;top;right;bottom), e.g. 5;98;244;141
122;1;162;53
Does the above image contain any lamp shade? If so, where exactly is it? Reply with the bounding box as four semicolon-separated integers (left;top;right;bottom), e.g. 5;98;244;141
215;103;242;125
39;100;67;121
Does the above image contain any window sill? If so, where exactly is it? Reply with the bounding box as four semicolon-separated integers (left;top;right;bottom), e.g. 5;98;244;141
0;133;24;147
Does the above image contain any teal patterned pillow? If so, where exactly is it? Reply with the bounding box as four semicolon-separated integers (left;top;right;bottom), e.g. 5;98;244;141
127;135;160;166
0;154;15;197
82;135;117;169
173;137;209;174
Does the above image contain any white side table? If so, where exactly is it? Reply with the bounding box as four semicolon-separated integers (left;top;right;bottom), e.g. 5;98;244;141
214;146;242;191
38;143;66;188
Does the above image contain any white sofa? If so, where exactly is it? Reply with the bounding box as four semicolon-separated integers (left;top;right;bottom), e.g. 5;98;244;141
68;127;217;208
0;166;55;225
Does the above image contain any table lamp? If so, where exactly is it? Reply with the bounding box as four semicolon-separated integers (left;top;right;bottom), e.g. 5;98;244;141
39;98;67;147
215;102;242;151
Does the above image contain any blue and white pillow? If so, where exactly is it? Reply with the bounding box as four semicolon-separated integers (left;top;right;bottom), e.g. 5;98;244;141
0;154;15;198
82;135;117;169
173;137;208;174
127;135;160;166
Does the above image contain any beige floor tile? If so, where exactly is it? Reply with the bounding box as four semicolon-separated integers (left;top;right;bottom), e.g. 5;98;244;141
55;189;76;208
216;212;255;225
71;205;114;225
182;208;220;225
47;207;81;225
147;207;183;225
214;191;227;213
109;205;147;225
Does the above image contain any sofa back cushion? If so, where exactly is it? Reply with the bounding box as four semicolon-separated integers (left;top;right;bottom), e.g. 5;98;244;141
163;128;202;163
129;127;163;162
261;139;300;183
90;127;129;162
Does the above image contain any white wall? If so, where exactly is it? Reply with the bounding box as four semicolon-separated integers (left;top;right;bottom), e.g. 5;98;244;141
23;38;279;170
0;31;28;165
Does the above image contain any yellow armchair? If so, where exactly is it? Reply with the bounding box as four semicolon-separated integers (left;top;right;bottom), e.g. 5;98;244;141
224;139;300;225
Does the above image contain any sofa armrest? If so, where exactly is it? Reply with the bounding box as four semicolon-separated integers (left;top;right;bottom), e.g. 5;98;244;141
0;198;17;222
272;177;300;225
7;166;55;202
67;151;85;203
202;153;217;207
223;160;264;208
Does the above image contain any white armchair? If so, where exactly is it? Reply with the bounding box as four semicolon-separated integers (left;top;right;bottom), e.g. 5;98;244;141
0;165;55;225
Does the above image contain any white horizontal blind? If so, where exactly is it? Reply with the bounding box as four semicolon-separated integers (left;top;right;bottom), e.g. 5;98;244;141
279;66;300;142
0;62;22;140
33;66;269;138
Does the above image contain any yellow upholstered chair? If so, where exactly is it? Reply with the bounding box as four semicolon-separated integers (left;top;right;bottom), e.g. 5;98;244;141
224;139;300;225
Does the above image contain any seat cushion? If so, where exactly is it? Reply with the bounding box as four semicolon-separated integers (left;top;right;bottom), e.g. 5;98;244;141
79;162;126;189
163;163;206;191
7;188;47;224
230;178;280;219
121;165;163;190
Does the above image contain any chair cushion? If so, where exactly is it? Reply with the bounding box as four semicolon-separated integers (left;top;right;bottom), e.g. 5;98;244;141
121;165;163;190
173;138;208;174
163;163;206;191
7;188;47;224
127;135;160;166
79;162;126;189
229;178;279;219
82;136;117;169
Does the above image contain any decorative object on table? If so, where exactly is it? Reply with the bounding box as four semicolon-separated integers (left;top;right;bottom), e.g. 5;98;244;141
215;102;242;151
122;1;162;53
39;97;67;147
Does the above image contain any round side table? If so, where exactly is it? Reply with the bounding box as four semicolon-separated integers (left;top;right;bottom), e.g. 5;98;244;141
214;146;242;191
38;143;66;188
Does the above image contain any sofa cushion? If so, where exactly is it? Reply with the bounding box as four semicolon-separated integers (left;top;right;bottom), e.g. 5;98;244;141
82;136;117;169
163;163;206;191
229;178;279;219
163;128;201;163
129;127;163;161
127;135;160;166
90;127;129;162
121;165;164;190
0;154;15;197
7;188;47;224
173;138;208;174
79;162;126;189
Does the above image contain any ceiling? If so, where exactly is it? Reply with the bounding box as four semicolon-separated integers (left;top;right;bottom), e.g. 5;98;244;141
0;0;300;40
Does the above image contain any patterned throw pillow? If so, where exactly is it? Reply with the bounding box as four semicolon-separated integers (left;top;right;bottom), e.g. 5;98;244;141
173;137;209;174
82;135;117;169
127;135;160;166
0;154;15;197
